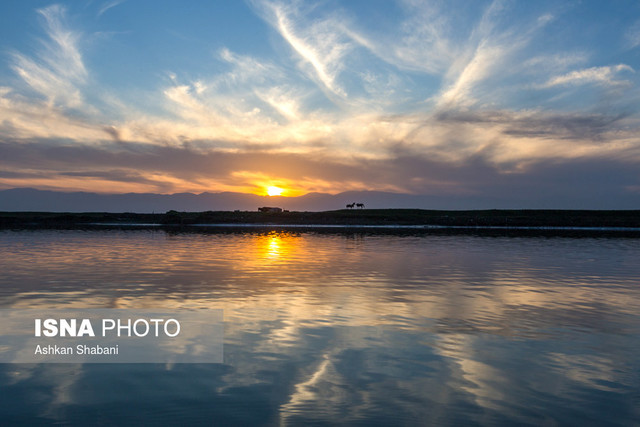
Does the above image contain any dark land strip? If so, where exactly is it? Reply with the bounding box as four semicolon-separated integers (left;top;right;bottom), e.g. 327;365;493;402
1;209;640;234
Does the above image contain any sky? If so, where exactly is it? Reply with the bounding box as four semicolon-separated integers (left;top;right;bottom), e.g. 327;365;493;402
1;0;640;207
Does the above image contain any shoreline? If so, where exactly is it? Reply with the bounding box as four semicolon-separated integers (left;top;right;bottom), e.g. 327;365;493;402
1;209;640;235
82;222;640;232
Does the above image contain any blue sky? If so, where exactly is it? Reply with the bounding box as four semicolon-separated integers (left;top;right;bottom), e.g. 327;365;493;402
1;0;640;207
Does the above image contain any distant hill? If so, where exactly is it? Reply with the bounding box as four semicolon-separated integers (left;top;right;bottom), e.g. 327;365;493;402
0;188;502;213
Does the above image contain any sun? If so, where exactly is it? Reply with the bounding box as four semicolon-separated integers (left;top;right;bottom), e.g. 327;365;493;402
266;186;284;196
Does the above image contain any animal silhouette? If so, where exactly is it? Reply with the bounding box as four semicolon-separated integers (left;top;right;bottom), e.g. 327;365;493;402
356;203;365;209
346;202;355;209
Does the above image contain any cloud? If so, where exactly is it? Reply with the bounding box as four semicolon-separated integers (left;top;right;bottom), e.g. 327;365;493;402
627;19;640;49
520;53;588;80
10;5;87;108
254;86;303;121
217;48;283;86
98;0;127;17
434;109;629;142
59;169;178;193
256;1;362;99
0;88;109;142
435;0;556;109
540;65;634;88
438;41;506;108
383;0;459;74
2;136;640;208
273;8;340;94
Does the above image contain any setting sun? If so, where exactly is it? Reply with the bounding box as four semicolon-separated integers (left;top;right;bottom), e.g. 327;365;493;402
266;186;284;196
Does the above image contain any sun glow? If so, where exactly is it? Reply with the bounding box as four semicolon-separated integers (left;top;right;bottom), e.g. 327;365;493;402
267;186;284;196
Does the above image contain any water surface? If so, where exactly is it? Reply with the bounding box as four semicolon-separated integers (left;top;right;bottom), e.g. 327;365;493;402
1;229;639;425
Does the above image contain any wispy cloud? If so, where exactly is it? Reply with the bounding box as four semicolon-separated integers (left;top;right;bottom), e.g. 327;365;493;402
385;0;459;74
10;5;87;108
255;86;303;121
436;0;555;109
627;19;640;49
257;1;356;98
541;64;634;88
437;41;505;108
217;48;283;86
521;53;588;75
97;0;126;17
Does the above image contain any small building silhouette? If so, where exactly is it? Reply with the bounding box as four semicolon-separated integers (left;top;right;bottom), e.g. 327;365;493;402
258;206;283;213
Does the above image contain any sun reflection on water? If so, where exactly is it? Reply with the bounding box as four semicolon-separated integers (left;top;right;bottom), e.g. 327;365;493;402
264;233;282;260
250;231;290;261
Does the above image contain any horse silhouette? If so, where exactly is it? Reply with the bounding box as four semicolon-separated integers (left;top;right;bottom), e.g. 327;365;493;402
356;203;365;209
346;202;355;209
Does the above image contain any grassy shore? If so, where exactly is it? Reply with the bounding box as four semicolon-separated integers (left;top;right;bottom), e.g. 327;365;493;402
1;209;639;229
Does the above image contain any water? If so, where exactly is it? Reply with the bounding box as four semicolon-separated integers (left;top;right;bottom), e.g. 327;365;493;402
0;229;639;426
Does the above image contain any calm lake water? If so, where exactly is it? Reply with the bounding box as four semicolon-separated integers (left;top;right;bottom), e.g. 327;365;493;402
1;229;639;426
